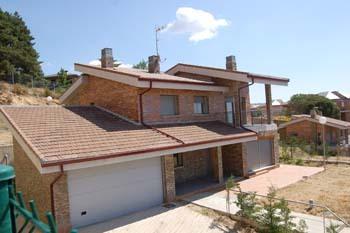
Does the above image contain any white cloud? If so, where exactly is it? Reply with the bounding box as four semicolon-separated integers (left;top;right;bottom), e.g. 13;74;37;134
88;60;101;66
164;7;229;42
88;60;132;68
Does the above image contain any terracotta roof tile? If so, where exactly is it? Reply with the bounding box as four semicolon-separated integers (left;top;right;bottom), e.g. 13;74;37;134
0;106;256;166
156;121;256;144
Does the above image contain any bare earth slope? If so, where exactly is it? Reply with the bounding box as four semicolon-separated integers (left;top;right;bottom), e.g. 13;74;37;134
0;82;59;145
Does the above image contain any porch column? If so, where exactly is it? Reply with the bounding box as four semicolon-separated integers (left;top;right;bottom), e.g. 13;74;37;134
241;143;249;178
265;84;273;124
210;147;224;184
345;129;349;144
272;133;280;165
161;155;176;202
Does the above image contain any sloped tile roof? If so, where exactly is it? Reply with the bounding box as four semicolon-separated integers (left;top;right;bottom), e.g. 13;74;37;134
156;121;255;144
293;114;350;128
0;106;256;167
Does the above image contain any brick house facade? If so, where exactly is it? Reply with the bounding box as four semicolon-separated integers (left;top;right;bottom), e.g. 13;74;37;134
2;48;289;230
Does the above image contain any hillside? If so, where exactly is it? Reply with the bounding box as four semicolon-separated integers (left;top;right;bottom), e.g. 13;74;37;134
0;82;60;105
0;82;61;145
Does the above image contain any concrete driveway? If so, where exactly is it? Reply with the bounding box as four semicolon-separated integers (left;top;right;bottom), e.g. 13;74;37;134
79;203;250;233
79;165;324;233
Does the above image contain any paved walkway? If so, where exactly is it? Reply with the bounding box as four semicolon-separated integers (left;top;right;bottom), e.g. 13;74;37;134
79;204;245;233
184;191;349;233
240;164;323;195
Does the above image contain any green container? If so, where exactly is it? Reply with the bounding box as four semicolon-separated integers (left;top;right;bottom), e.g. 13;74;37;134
0;165;15;233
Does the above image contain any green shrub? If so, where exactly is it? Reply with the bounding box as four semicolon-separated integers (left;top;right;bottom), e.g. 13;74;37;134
295;158;304;166
235;188;260;220
43;88;52;97
326;222;341;233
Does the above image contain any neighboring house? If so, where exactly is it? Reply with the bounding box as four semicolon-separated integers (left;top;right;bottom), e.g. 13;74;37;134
279;111;350;147
0;48;289;230
251;99;288;124
318;91;350;122
45;72;80;90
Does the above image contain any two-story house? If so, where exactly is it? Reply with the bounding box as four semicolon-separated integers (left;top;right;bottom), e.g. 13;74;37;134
0;48;289;230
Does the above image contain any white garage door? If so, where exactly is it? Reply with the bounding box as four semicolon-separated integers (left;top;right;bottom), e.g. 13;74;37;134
247;140;273;172
68;157;163;228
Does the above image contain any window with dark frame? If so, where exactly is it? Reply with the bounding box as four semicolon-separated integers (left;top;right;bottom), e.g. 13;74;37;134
160;95;179;116
173;153;183;168
193;96;209;114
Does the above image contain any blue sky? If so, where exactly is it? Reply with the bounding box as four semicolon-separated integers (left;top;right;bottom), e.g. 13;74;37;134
1;0;350;102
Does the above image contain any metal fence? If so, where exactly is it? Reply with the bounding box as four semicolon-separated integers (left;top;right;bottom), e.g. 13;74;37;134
0;164;77;233
229;188;350;233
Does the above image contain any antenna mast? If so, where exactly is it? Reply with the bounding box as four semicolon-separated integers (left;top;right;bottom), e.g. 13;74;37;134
155;25;166;56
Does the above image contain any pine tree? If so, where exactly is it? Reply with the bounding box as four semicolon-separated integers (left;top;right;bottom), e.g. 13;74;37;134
0;9;43;82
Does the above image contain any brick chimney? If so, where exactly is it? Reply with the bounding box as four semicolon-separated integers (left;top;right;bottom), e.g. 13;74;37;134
148;55;160;73
101;48;114;68
310;107;321;119
226;55;237;71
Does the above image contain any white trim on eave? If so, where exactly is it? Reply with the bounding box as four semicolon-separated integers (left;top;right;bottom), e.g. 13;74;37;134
41;135;258;174
73;64;229;93
167;64;289;86
279;117;350;130
59;76;85;103
167;64;249;83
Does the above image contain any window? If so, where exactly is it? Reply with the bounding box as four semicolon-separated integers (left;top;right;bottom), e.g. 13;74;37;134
225;96;235;125
160;95;179;115
194;96;209;114
173;154;183;168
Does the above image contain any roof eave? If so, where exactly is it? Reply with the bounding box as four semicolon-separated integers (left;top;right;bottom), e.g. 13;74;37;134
167;63;290;86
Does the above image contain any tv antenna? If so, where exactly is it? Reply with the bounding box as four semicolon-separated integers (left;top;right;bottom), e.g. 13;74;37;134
155;25;166;56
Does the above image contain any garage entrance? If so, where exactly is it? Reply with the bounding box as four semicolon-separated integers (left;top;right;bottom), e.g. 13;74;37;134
247;139;273;172
67;157;163;228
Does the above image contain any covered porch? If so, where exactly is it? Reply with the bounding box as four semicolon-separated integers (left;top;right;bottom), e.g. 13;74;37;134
163;142;250;199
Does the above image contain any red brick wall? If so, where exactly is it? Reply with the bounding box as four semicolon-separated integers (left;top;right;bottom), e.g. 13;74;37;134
222;143;247;177
174;149;212;184
280;120;340;145
64;74;252;126
64;75;140;122
335;99;350;122
172;72;251;126
142;89;226;124
13;138;71;232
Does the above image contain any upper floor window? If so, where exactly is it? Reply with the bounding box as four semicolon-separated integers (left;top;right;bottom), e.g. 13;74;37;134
194;96;209;114
225;96;235;125
160;95;179;115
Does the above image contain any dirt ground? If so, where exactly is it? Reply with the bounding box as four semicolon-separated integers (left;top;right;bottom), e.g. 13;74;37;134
276;164;350;222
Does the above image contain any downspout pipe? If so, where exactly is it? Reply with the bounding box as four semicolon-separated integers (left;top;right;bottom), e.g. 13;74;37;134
238;77;255;127
138;81;185;144
50;164;64;219
139;81;153;124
